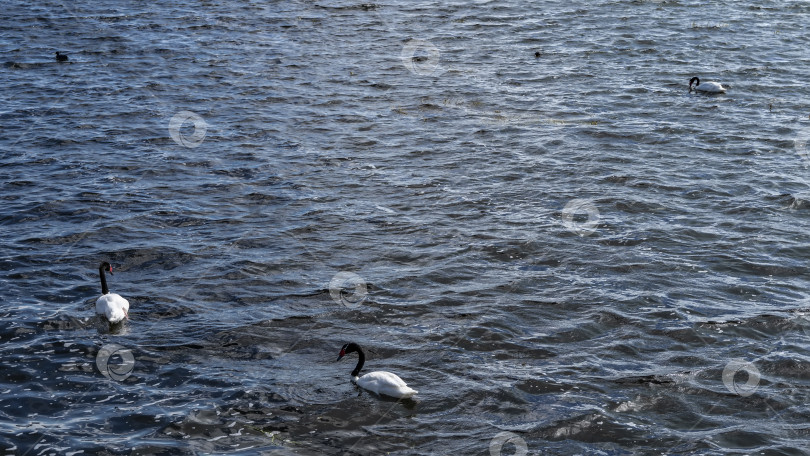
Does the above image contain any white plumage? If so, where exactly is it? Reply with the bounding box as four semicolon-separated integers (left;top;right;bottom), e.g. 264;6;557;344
96;293;129;324
354;371;418;399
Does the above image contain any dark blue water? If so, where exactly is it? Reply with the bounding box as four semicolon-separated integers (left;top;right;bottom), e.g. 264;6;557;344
3;0;810;454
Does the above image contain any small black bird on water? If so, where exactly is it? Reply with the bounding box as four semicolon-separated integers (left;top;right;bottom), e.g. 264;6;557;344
55;52;68;62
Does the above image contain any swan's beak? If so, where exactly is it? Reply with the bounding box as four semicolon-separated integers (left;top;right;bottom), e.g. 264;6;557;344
336;349;346;362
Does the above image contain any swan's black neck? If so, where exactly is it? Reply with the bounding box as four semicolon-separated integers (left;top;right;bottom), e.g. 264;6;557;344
351;347;365;377
99;264;109;295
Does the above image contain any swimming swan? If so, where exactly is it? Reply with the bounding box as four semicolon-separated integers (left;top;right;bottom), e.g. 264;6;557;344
689;77;726;93
337;343;418;399
95;262;129;324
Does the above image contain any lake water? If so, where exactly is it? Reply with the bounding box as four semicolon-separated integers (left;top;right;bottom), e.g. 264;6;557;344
3;0;810;454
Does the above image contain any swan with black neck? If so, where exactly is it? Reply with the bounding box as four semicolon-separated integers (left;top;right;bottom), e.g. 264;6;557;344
689;77;726;93
95;262;129;324
337;343;417;399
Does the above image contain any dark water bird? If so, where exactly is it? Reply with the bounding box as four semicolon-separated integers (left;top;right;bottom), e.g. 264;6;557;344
535;51;541;58
55;52;68;62
689;76;726;93
95;262;129;324
337;343;417;399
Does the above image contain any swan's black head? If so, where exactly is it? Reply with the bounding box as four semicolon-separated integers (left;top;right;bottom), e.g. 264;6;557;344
99;261;113;275
336;342;360;361
689;77;700;89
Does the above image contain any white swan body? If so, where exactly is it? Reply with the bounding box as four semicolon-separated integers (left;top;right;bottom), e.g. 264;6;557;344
95;262;129;324
96;293;129;324
354;371;418;399
689;77;726;93
338;343;418;399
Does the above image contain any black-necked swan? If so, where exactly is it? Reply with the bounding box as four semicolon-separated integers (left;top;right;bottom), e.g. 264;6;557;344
337;343;418;399
689;77;726;93
95;262;129;324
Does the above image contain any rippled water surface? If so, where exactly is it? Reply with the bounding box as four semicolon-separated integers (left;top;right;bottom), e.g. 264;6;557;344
3;0;810;454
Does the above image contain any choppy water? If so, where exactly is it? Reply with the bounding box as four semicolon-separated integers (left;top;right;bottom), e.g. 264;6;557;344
3;0;810;454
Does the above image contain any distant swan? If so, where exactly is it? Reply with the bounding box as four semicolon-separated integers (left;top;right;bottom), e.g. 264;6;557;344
689;77;726;93
55;52;68;62
337;343;418;399
95;262;129;324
